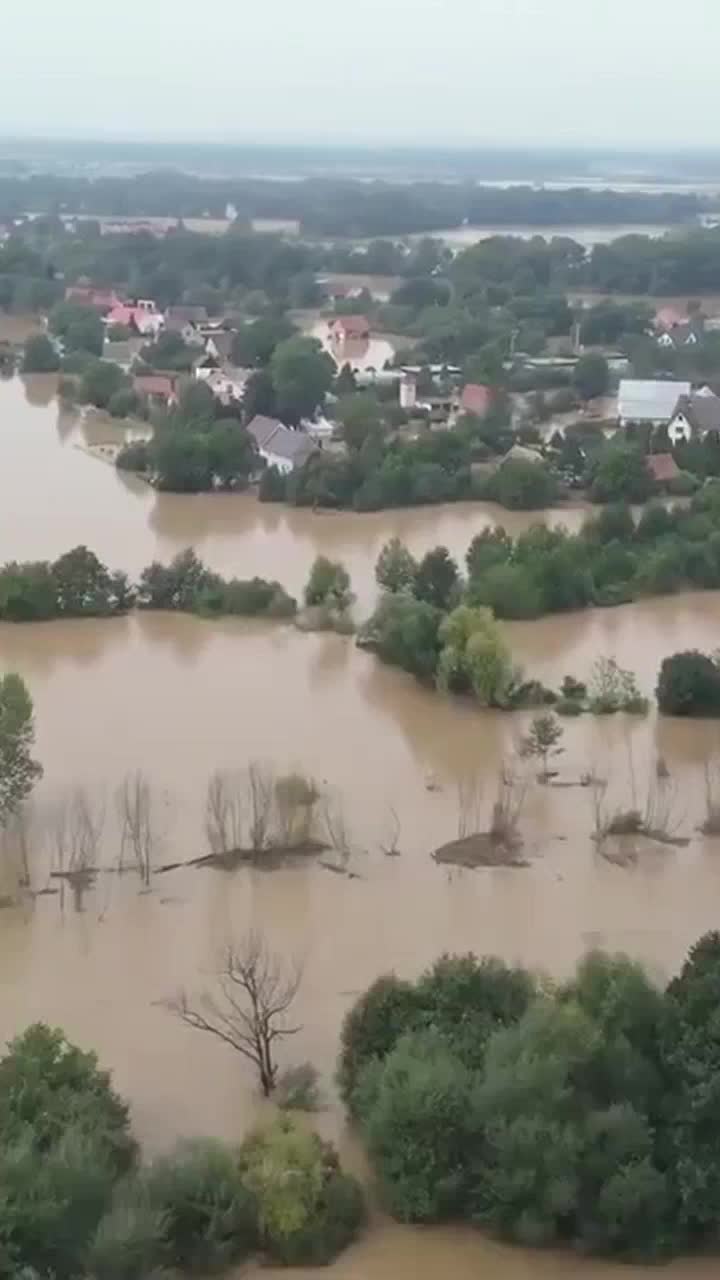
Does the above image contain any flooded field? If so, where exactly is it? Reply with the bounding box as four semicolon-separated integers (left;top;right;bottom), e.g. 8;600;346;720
2;374;720;1280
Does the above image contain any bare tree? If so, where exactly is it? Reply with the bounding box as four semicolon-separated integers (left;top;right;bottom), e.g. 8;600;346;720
273;772;319;849
165;931;303;1096
116;770;160;886
247;763;274;853
457;776;484;840
322;796;353;867
46;786;105;910
379;805;402;857
204;770;245;855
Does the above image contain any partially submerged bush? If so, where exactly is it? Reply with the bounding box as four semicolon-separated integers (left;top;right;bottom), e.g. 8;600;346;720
141;1137;256;1274
239;1117;364;1265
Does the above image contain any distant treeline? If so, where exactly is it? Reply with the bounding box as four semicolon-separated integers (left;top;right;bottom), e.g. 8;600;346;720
0;172;704;237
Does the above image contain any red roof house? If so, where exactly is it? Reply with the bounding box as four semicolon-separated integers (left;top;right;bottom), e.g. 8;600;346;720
654;305;689;332
646;452;680;485
133;374;179;404
65;284;121;312
458;383;494;417
329;315;370;342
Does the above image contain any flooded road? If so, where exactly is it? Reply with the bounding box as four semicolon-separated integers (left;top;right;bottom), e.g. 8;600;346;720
2;375;720;1280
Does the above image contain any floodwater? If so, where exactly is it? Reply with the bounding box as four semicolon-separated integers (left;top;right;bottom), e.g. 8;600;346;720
3;375;720;1280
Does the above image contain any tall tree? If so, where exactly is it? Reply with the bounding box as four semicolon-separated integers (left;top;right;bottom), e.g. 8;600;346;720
270;336;334;425
0;674;43;827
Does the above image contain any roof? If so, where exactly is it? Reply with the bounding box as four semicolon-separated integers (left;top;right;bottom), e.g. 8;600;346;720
246;415;317;466
165;305;208;331
502;443;545;466
330;315;370;338
459;383;493;416
658;323;701;347
206;331;235;359
618;379;691;424
646;453;680;483
672;393;720;433
133;374;177;398
65;285;120;311
655;305;688;331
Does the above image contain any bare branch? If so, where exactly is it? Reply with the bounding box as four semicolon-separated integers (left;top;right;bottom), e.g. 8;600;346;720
163;929;303;1096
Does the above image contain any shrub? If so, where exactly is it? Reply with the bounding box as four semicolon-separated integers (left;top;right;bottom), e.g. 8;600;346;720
667;469;699;497
239;1118;364;1265
656;650;720;716
355;1031;475;1222
556;696;584;716
142;1137;256;1273
276;1062;322;1112
485;458;559;510
21;334;60;373
587;657;648;716
357;594;442;681
85;1191;167;1280
258;464;287;502
0;1023;135;1173
338;975;421;1106
116;440;150;472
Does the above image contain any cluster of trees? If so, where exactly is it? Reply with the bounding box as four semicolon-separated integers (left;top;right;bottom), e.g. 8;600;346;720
657;649;720;716
365;488;720;639
339;933;720;1261
0;1022;363;1277
0;545;295;622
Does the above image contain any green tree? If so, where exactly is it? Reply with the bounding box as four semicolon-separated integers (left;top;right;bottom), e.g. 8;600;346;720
270;336;335;425
357;594;442;681
304;556;353;612
589;442;655;504
437;605;512;705
21;333;60;373
573;353;610;401
336;392;384;452
355;1031;475;1222
0;674;42;827
413;546;459;610
52;546;115;615
79;359;127;409
49;301;104;356
521;712;564;779
486;458;559;510
239;1117;364;1265
375;537;418;593
656;650;720;716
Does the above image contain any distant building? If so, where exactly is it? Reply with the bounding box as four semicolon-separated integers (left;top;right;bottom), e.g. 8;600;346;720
668;392;720;444
457;383;494;418
133;373;179;405
164;306;209;346
399;374;417;411
104;302;163;337
204;367;250;406
654;305;689;331
204;331;235;363
65;284;121;312
618;379;691;427
246;415;316;474
646;453;680;485
656;322;702;350
328;315;371;343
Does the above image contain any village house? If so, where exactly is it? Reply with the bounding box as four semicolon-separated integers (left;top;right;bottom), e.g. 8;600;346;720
328;315;371;343
456;382;494;417
246;415;317;474
133;373;179;405
204;331;236;363
104;301;163;337
618;379;691;428
668;392;720;444
164;306;209;346
65;283;121;312
646;453;681;486
204;367;250;406
656;322;703;350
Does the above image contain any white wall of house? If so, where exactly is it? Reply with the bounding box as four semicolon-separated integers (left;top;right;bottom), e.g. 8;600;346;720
260;448;294;475
668;413;692;444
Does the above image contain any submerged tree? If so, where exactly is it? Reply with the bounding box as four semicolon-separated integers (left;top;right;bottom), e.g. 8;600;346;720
165;931;303;1096
0;674;43;830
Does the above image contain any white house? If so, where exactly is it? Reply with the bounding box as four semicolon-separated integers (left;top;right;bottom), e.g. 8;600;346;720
247;415;317;475
618;379;691;428
656;324;701;350
205;367;250;406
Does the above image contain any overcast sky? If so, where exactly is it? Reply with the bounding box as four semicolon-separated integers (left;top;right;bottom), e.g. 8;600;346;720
1;0;718;148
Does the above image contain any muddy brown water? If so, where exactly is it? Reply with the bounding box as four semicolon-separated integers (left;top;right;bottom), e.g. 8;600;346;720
3;376;720;1280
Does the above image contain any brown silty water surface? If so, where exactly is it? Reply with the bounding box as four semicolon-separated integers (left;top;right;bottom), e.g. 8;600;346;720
2;375;720;1280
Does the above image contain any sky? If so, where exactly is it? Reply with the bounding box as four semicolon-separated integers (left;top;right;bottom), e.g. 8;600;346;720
2;0;719;149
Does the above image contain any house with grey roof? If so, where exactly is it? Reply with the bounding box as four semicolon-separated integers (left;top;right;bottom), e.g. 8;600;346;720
656;322;703;350
618;379;691;428
247;415;317;474
669;392;720;444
